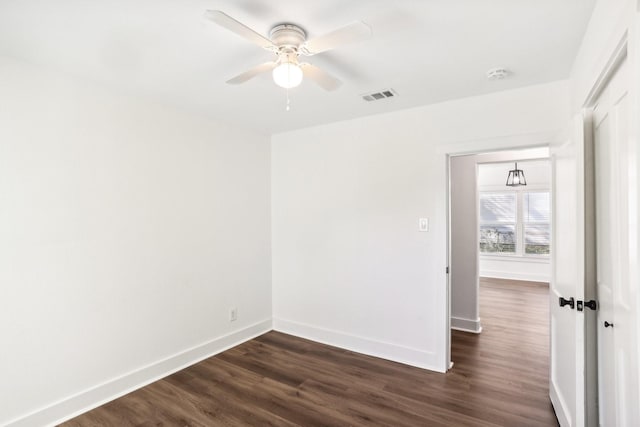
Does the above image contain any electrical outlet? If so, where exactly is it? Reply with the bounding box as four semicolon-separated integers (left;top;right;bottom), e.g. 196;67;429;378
419;218;429;232
229;307;238;322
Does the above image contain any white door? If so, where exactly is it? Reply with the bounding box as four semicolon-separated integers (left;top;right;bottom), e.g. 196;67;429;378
592;55;639;427
549;114;589;427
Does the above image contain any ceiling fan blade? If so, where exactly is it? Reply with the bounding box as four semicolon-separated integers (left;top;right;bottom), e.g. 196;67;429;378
226;62;277;84
299;63;342;91
302;21;372;55
205;10;275;51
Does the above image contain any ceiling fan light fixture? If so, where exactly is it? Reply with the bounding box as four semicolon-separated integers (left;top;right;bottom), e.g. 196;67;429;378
273;62;303;89
206;11;369;91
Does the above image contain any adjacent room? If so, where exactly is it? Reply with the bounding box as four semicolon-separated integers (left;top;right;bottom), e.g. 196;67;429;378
1;0;639;426
449;150;555;424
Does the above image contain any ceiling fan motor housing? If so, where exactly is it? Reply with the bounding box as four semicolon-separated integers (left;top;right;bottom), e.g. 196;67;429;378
270;24;307;49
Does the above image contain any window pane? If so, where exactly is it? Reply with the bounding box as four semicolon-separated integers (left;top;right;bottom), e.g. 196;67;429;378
525;225;550;255
524;192;550;223
479;193;516;223
480;225;516;253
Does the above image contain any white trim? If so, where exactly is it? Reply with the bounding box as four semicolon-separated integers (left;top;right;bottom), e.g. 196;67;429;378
437;130;562;155
272;317;443;372
450;316;483;334
583;34;629;108
480;254;550;263
480;269;550;283
550;378;572;427
479;184;550;192
5;319;273;427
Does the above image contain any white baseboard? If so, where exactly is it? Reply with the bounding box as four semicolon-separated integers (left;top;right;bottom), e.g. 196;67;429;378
451;316;483;333
550;378;571;427
480;269;550;283
273;317;444;373
6;319;273;427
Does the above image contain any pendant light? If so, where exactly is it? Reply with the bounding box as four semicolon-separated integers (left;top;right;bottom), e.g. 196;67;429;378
506;162;527;187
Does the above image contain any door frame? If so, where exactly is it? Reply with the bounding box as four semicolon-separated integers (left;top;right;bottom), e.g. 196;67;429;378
443;134;559;370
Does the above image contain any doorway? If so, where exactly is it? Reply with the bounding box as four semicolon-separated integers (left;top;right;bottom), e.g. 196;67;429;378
448;148;551;338
447;147;554;421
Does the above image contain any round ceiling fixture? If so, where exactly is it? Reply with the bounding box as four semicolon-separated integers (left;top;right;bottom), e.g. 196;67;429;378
272;51;303;88
486;67;509;80
273;61;303;88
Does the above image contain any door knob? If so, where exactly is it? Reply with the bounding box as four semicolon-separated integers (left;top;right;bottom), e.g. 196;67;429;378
604;321;614;328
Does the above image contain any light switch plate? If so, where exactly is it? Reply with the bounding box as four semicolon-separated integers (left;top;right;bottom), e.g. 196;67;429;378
419;218;429;232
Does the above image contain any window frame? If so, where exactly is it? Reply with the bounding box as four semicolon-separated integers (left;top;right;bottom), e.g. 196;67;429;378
478;186;551;259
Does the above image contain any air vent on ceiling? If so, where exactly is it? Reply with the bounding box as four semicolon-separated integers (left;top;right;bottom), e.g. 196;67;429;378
361;88;397;102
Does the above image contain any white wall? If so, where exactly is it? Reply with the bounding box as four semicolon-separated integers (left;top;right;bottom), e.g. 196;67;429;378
0;56;272;426
450;152;550;334
449;155;481;333
271;80;570;372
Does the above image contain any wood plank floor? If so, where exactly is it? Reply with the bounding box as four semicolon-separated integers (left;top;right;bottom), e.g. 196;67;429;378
62;277;557;426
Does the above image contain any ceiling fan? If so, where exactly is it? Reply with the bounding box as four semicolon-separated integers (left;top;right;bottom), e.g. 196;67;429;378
205;10;372;91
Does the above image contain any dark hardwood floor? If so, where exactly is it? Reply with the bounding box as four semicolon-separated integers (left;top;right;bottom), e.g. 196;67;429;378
62;277;557;426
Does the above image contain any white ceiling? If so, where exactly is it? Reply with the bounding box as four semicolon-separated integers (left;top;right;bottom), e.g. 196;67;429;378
0;0;596;134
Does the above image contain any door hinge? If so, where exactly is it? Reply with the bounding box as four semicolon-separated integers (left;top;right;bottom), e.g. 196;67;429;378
446;266;449;274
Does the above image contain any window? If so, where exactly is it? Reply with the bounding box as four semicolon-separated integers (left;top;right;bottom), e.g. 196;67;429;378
479;192;517;254
523;192;550;255
479;190;550;256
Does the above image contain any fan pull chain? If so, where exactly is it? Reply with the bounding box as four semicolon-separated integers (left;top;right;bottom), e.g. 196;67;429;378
286;88;291;111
